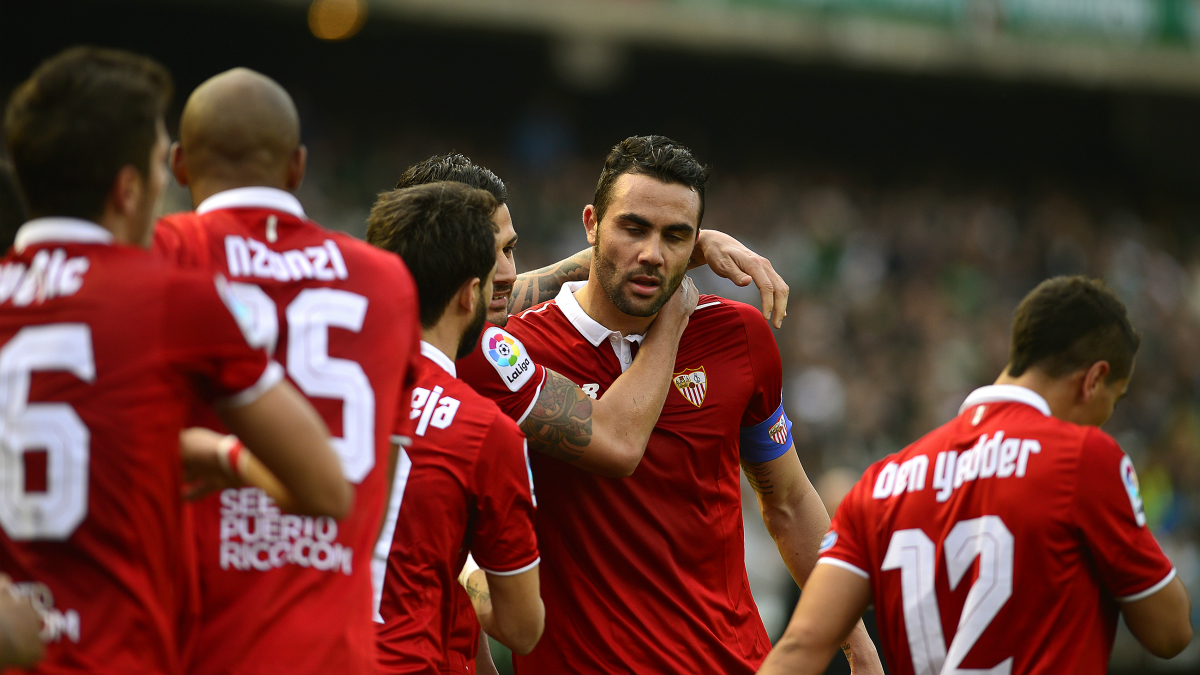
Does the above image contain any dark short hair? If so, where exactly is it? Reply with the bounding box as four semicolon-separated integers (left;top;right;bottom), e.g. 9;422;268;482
0;160;28;251
4;46;172;221
394;153;507;205
593;135;708;226
366;182;497;328
1008;276;1140;382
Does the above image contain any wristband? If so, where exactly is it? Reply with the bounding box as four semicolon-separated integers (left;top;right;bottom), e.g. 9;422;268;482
216;435;245;480
458;554;480;589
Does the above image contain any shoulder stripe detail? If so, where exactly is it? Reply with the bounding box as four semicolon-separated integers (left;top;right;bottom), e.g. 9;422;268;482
516;301;557;319
817;557;870;580
1116;568;1176;603
695;301;722;311
221;361;284;408
480;557;540;577
515;369;547;426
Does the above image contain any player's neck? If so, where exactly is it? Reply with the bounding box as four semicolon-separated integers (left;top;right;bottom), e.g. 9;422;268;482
993;368;1087;424
574;279;655;337
187;176;291;208
421;324;460;364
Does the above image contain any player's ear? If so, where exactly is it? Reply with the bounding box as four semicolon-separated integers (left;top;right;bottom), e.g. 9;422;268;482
169;141;189;187
286;145;307;191
458;277;482;316
109;164;144;218
583;205;599;246
1081;360;1110;402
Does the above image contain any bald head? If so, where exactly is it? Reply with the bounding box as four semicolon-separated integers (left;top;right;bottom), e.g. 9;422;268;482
174;68;304;198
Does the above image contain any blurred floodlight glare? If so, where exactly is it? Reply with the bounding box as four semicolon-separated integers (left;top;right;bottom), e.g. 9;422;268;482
308;0;367;41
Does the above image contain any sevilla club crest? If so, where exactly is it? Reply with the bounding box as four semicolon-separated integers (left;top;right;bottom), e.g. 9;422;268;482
672;366;707;408
769;416;788;445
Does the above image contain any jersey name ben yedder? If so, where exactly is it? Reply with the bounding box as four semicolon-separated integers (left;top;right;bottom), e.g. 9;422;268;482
819;385;1176;675
0;218;280;675
463;282;794;675
154;188;419;675
373;342;539;674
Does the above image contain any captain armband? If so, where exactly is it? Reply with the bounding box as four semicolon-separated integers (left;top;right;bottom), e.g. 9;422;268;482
739;402;794;463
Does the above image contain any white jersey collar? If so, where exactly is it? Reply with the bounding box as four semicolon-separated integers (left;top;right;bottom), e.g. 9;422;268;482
959;384;1051;417
420;340;456;378
195;187;306;219
554;281;646;348
14;217;114;252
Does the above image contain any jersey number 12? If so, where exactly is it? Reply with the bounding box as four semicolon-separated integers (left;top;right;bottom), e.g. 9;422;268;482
881;516;1014;675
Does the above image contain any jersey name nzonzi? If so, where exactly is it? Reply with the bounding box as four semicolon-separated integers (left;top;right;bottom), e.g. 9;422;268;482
225;235;348;282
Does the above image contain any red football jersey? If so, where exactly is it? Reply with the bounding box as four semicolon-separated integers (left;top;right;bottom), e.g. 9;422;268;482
463;282;793;674
0;218;279;675
373;342;540;674
820;384;1176;675
153;188;419;675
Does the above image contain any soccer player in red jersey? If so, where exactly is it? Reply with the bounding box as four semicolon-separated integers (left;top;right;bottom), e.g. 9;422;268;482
390;153;777;673
0;48;349;675
152;69;420;675
759;276;1194;675
367;182;564;673
461;136;882;674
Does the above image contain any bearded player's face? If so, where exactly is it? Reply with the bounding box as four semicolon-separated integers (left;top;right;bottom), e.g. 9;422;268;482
488;204;518;326
587;173;698;318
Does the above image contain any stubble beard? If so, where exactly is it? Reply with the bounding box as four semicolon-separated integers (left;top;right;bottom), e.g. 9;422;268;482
592;242;686;318
456;293;489;360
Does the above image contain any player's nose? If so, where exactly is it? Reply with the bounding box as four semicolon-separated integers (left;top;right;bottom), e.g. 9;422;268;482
636;237;664;267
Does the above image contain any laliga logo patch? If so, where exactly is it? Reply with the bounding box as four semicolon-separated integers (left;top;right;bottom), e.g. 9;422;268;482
482;327;534;393
672;366;707;408
769;414;789;445
1119;455;1147;527
488;332;520;366
818;530;838;554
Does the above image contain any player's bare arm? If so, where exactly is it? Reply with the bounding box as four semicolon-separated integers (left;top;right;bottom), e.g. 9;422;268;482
756;564;872;675
461;566;544;655
509;230;788;327
742;450;882;675
1120;575;1193;658
475;626;501;675
217;380;352;518
0;574;43;669
521;277;698;477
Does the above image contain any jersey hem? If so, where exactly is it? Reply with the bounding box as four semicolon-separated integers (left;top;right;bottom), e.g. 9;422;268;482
1116;568;1176;603
221;361;284;408
479;557;540;577
817;556;870;580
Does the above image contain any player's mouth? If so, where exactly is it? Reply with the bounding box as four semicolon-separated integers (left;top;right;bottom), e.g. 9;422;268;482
490;284;512;311
627;275;661;297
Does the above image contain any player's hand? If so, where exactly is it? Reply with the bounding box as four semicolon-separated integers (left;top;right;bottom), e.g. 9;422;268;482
180;427;242;501
0;574;44;668
690;230;788;328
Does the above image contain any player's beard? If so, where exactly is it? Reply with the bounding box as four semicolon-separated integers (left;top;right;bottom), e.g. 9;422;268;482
456;289;489;360
592;240;687;318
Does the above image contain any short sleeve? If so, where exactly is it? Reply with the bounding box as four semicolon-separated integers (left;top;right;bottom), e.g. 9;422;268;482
457;324;547;425
1073;429;1175;602
736;304;792;461
817;467;875;580
470;415;540;576
163;271;280;406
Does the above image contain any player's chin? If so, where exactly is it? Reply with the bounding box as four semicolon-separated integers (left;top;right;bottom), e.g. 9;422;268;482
486;309;509;327
619;289;670;317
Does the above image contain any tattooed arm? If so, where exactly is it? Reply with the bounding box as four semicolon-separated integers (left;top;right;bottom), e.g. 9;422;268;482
520;278;697;477
509;250;592;315
509;231;789;327
742;451;883;675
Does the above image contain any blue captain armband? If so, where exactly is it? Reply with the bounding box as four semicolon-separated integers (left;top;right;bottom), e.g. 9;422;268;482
739;402;794;462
